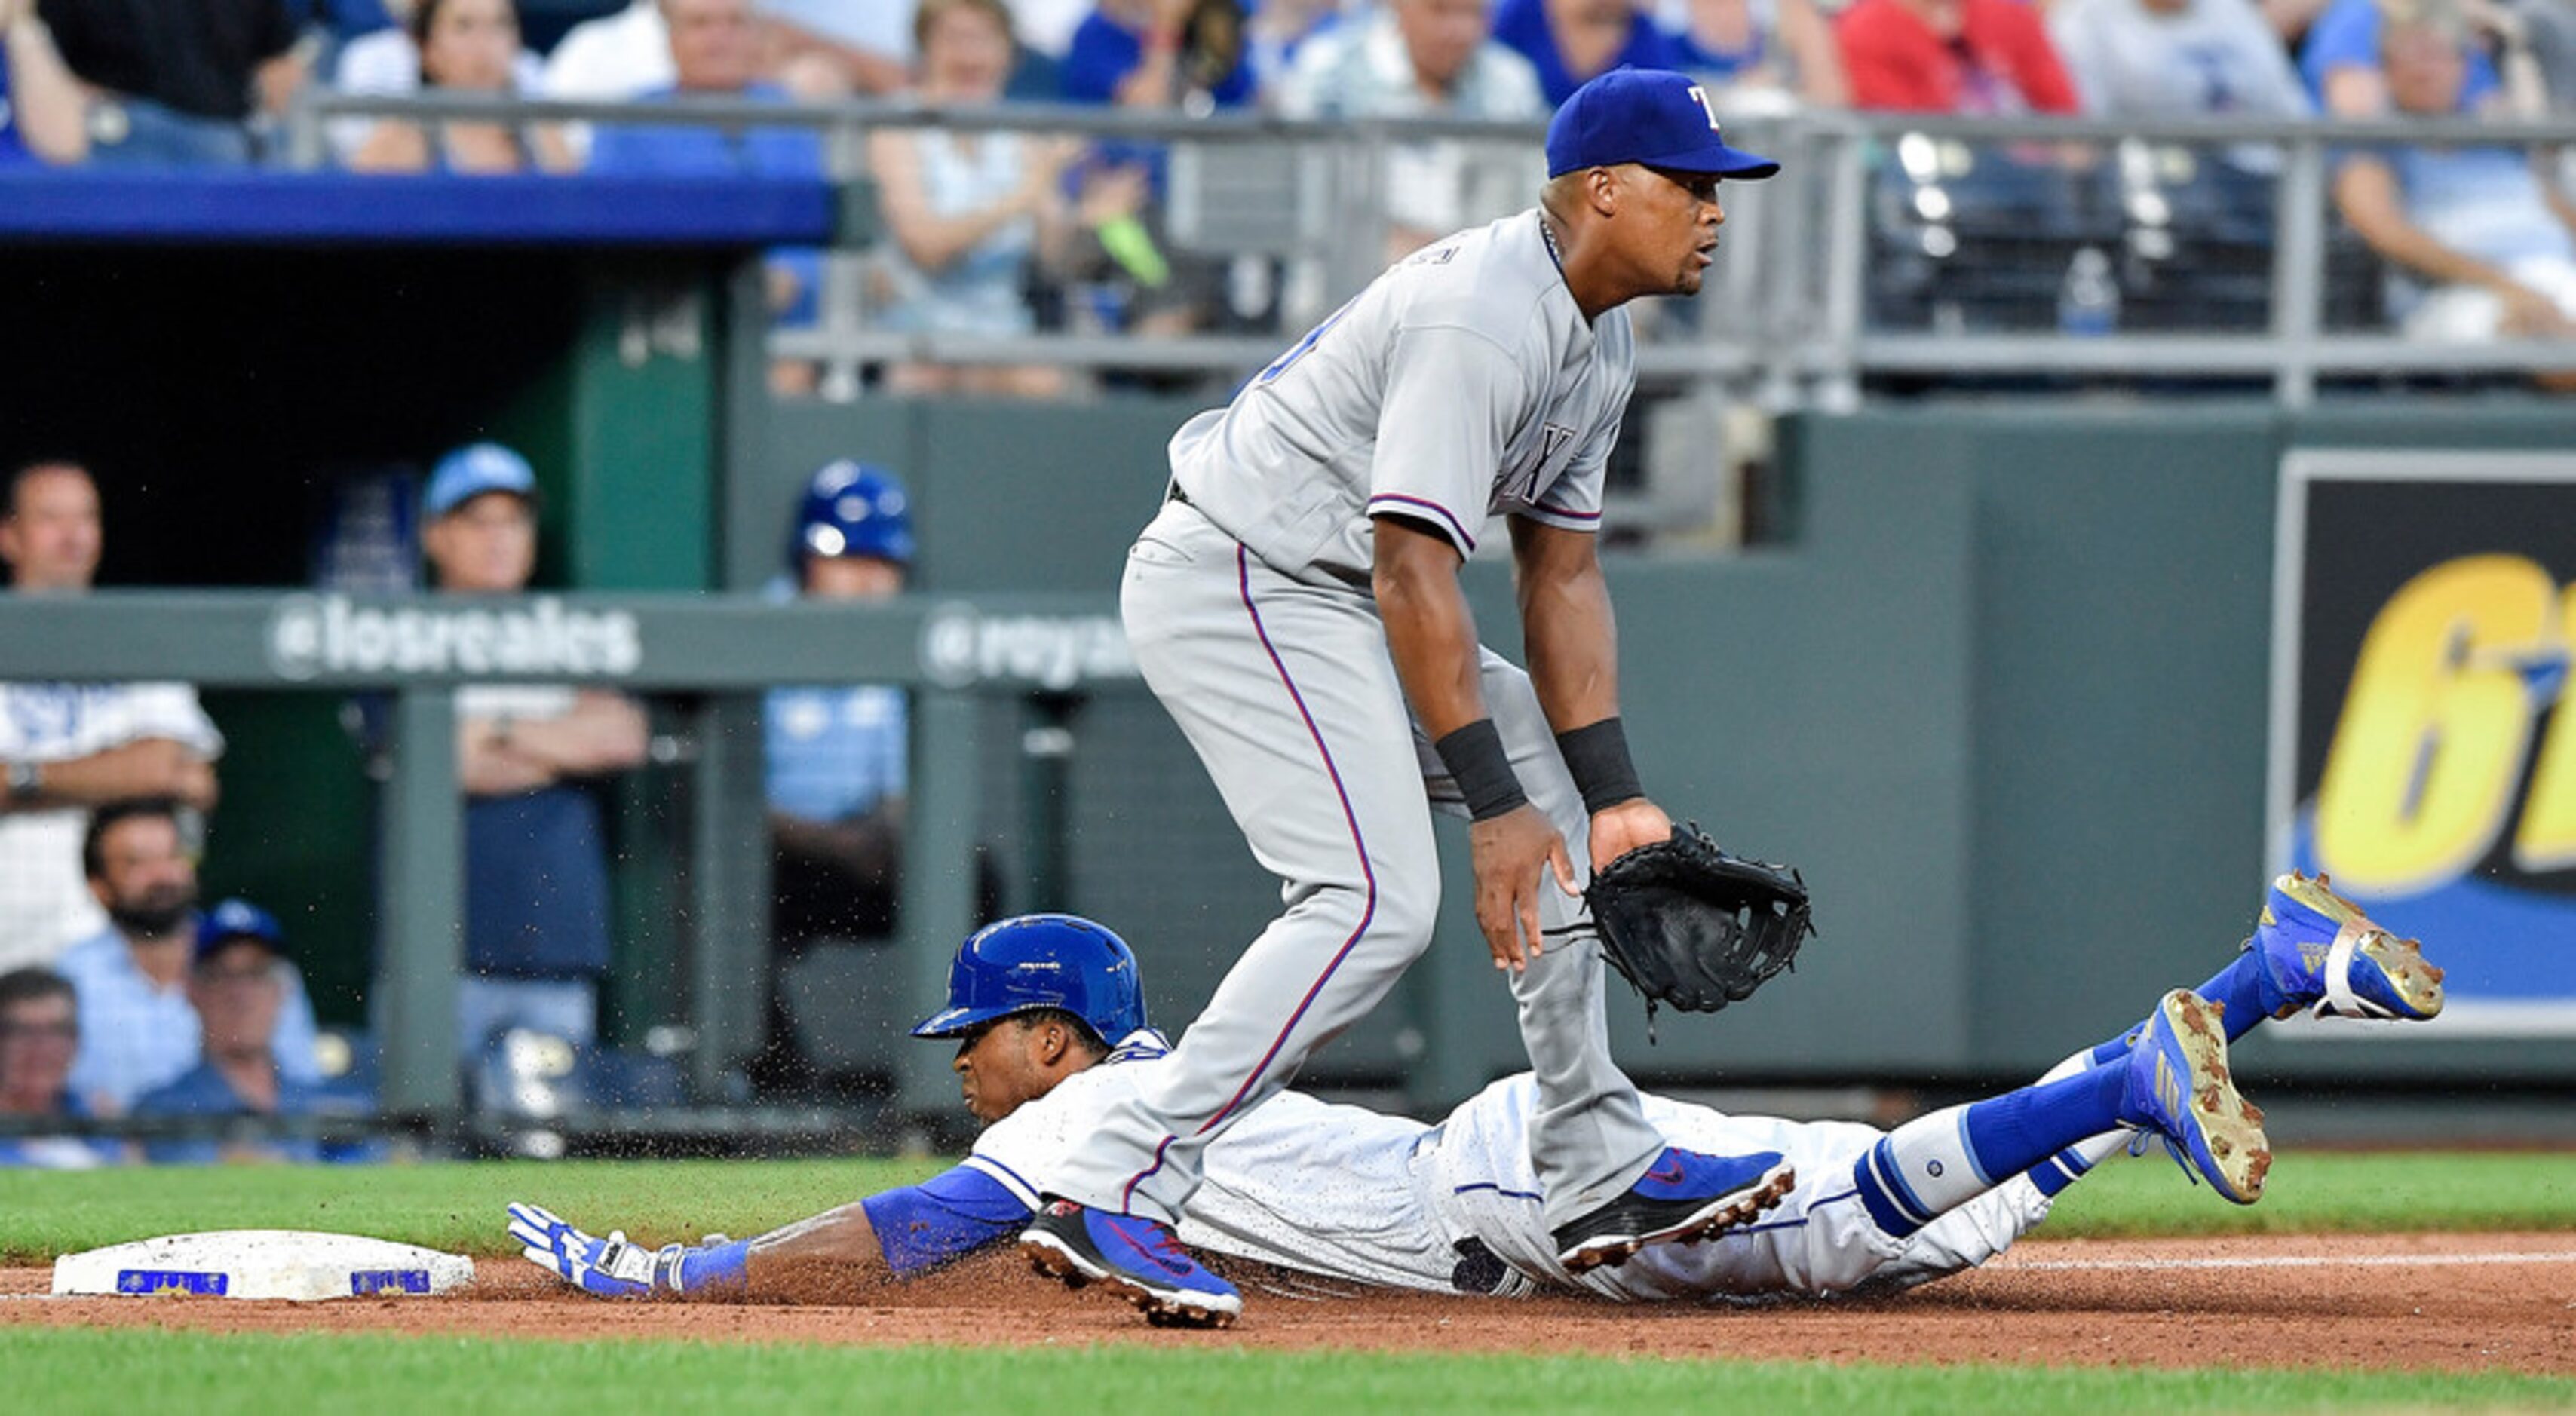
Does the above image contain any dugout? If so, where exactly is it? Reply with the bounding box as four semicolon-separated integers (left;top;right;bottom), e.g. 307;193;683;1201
0;168;832;1122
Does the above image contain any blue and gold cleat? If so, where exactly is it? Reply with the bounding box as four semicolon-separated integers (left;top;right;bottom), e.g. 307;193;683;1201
2121;989;2270;1205
2253;872;2445;1022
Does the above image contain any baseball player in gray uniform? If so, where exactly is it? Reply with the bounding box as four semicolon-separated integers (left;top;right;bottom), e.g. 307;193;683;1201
1009;68;1789;1326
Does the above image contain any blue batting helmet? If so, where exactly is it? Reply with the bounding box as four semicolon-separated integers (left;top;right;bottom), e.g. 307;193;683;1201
911;914;1146;1047
792;460;914;569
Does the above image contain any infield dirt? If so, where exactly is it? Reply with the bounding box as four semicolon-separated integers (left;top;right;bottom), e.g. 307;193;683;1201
6;1232;2572;1372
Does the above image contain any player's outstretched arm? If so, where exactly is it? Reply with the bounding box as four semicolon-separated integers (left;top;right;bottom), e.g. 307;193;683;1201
511;1163;1037;1301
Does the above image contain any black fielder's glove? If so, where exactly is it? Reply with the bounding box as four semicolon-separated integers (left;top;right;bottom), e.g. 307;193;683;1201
1577;823;1814;1027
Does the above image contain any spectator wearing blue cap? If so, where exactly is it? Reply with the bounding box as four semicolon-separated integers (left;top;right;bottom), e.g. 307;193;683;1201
54;801;322;1114
130;899;366;1164
748;461;923;1093
768;462;915;953
416;443;649;1066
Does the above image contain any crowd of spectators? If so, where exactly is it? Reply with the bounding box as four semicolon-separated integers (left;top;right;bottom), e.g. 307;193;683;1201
0;461;360;1167
0;442;940;1162
5;0;2574;362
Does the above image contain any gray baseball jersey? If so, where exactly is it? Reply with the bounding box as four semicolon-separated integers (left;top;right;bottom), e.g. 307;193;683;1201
1036;209;1669;1233
1169;209;1633;581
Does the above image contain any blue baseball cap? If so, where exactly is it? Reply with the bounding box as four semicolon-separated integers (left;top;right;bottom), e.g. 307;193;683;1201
1545;68;1780;181
195;897;286;963
424;442;539;520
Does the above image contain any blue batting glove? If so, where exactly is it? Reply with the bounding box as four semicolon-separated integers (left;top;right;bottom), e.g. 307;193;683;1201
508;1201;684;1299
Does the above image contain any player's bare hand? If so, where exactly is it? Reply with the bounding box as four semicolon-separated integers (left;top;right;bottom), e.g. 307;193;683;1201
1587;798;1673;876
1470;805;1577;973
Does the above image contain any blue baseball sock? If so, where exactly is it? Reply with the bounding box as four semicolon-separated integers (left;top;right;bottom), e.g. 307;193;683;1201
2015;1046;2145;1197
2191;952;2277;1040
675;1240;750;1294
1852;1065;2126;1238
2072;955;2268;1079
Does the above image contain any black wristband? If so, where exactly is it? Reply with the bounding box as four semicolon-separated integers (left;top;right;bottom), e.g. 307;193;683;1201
1434;719;1528;821
1556;717;1642;814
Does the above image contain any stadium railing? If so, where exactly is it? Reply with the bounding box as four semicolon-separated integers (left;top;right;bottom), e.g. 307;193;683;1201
282;92;2576;407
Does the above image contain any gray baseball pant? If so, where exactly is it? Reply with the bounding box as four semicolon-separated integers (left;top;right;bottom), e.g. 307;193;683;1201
1038;499;1664;1230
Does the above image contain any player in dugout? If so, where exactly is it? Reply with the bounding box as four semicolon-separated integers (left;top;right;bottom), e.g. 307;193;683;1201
511;872;2444;1310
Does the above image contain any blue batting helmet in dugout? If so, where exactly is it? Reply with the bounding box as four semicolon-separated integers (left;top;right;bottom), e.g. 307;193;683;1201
1544;67;1780;179
911;915;1147;1047
793;460;915;568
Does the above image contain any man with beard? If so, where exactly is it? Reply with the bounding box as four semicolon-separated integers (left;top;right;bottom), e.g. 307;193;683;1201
53;799;318;1116
0;460;225;974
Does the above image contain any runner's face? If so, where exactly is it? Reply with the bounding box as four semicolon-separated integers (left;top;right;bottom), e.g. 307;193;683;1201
952;1017;1052;1124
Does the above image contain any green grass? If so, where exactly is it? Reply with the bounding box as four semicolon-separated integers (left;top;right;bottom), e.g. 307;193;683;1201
8;1154;2573;1411
6;1329;2572;1416
4;1149;2572;1264
2038;1148;2576;1237
0;1157;943;1264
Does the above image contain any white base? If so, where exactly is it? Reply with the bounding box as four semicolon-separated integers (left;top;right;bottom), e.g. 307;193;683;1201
51;1230;474;1301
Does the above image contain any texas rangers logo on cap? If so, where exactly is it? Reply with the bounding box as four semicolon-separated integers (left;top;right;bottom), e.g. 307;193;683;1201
1545;67;1782;180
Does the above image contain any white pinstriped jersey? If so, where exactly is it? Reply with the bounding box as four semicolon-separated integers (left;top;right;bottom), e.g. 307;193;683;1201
1166;210;1633;584
963;1059;2050;1301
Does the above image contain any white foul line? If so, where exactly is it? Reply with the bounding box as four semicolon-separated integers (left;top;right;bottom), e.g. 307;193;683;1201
2004;1249;2576;1273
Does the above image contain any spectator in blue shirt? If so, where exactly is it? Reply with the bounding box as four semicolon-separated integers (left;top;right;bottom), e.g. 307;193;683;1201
767;461;914;955
2299;0;2504;111
1;0;88;164
55;800;323;1115
1055;0;1263;340
1061;0;1256;107
1490;0;1685;106
132;900;370;1164
2330;0;2576;364
0;967;112;1167
585;0;828;394
412;444;649;1064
